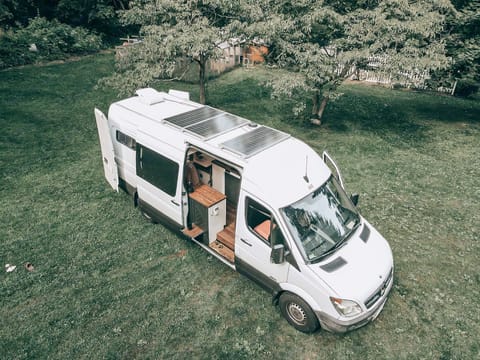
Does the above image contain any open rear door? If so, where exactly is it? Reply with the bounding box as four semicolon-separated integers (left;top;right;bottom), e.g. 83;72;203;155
322;151;345;189
94;108;118;191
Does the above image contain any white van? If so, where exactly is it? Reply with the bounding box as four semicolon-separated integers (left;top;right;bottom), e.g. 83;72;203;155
94;88;394;333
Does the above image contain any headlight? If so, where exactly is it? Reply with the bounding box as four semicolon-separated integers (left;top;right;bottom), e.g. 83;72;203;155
330;297;363;317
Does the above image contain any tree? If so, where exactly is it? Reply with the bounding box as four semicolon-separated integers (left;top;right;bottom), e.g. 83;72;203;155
0;0;129;36
56;0;129;37
0;0;42;28
256;0;455;124
445;1;480;96
100;0;252;104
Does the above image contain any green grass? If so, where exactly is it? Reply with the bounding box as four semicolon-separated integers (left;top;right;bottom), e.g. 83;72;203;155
1;53;479;359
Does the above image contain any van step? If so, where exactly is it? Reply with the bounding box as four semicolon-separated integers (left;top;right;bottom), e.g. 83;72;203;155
182;224;204;238
216;223;235;250
209;240;234;263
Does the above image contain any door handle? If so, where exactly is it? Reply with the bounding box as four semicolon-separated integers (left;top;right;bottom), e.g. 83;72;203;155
171;199;180;206
240;238;252;247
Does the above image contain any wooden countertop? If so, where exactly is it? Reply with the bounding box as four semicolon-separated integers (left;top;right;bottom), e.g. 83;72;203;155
193;155;212;168
189;185;226;207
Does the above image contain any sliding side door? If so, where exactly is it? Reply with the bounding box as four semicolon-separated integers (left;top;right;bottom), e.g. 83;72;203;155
136;142;184;227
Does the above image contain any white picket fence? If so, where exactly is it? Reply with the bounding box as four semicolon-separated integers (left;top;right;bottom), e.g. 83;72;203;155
345;56;456;94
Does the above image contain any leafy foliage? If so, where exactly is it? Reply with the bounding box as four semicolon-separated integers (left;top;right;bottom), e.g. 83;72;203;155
0;0;129;37
56;0;130;38
0;17;103;69
428;1;480;97
0;0;48;28
448;2;480;96
254;0;455;123
100;0;256;103
0;29;37;68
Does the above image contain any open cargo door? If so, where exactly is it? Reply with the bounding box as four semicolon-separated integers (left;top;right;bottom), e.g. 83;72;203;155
94;108;118;191
322;151;345;189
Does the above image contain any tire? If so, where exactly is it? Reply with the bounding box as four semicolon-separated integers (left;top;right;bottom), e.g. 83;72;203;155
279;292;319;333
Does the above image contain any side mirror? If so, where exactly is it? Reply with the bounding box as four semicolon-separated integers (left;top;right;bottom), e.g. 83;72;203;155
350;193;359;206
271;244;286;264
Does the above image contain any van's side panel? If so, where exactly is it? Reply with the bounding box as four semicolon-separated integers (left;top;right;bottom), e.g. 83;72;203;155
135;133;186;227
283;270;333;316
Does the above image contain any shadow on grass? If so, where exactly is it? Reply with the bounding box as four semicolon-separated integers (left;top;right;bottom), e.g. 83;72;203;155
207;78;271;108
321;87;435;147
168;74;479;154
414;98;480;124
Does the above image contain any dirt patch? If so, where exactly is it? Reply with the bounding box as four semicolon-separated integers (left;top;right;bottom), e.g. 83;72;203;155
165;249;188;260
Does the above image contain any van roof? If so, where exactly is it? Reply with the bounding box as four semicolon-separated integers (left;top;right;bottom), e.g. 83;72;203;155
110;88;331;207
243;137;330;208
112;88;291;158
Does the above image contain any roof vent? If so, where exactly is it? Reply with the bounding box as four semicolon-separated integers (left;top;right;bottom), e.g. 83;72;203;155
168;89;190;101
136;88;164;105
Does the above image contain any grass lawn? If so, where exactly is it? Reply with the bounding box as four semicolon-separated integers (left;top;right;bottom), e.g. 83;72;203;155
1;53;479;359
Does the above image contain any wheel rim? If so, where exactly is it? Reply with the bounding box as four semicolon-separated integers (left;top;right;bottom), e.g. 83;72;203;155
287;303;307;326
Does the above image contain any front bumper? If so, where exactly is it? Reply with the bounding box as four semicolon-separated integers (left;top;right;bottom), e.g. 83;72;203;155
315;271;394;333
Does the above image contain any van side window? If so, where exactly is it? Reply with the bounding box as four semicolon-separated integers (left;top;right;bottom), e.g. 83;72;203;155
116;130;136;150
246;197;274;246
136;144;179;196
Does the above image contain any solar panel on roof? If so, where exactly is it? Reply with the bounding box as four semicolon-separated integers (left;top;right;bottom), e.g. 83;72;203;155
221;126;290;158
185;113;247;139
164;106;221;128
163;106;248;140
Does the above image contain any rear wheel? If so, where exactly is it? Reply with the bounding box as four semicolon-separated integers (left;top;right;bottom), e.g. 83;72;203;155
279;293;319;333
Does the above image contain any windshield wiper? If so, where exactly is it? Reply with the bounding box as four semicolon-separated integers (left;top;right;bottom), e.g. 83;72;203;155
311;239;348;263
311;220;361;263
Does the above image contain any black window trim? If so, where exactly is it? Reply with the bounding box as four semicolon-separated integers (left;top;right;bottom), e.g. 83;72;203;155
244;196;299;271
116;130;136;150
245;196;278;247
136;143;179;197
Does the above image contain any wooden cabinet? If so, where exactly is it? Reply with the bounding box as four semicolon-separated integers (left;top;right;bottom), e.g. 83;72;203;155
189;185;226;244
194;154;212;186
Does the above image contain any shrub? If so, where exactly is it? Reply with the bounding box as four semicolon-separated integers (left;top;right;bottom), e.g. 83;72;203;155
454;78;479;98
0;17;104;69
0;30;37;68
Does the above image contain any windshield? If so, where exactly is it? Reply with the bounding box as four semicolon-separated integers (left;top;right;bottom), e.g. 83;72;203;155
281;176;360;263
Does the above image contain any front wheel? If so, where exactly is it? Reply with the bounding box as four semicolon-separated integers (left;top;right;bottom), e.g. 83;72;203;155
279;293;319;333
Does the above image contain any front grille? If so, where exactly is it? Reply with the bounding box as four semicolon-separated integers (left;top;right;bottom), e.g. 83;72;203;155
365;268;393;309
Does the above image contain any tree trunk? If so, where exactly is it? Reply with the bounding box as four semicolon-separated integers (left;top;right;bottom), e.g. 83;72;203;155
311;91;328;125
317;96;329;121
311;91;320;125
199;54;206;105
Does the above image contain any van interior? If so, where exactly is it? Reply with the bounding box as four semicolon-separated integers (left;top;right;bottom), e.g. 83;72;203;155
182;148;241;263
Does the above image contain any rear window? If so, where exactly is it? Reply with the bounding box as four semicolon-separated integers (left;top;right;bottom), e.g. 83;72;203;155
116;130;136;150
